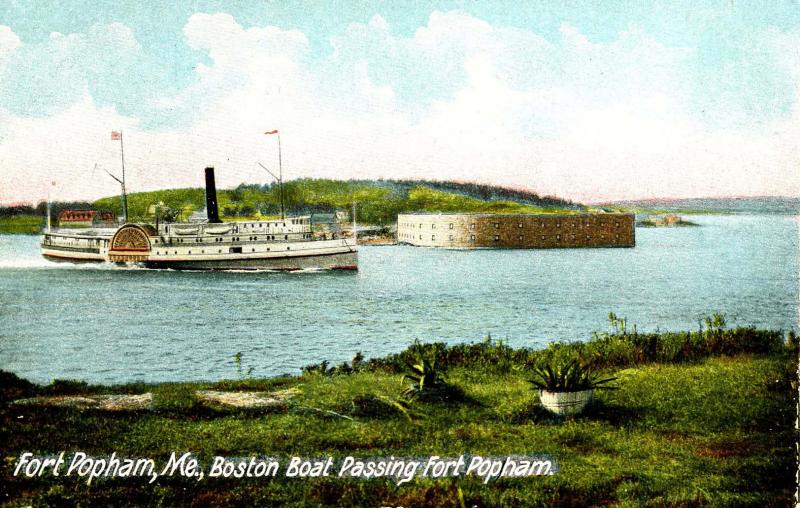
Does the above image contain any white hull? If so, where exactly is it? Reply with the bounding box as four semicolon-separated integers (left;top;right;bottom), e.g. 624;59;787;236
41;218;358;271
144;239;357;270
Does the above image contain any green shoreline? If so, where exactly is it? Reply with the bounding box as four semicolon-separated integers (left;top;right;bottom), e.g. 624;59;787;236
1;322;796;507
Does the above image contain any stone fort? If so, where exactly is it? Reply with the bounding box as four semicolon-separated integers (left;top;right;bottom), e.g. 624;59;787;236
397;213;635;249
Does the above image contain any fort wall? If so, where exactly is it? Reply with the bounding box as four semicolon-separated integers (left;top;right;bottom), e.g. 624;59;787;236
397;213;635;249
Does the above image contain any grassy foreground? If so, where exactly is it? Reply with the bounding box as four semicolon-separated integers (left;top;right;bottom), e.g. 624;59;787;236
1;324;797;507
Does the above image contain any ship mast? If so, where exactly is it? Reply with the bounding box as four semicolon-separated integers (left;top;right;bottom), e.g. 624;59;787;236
111;131;128;222
260;129;285;220
352;201;357;245
277;132;284;220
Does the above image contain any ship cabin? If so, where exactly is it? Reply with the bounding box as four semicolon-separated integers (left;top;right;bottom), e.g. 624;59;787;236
146;216;320;256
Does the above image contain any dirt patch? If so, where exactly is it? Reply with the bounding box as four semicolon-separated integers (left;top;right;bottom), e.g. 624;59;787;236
195;388;300;408
694;438;764;459
13;393;153;411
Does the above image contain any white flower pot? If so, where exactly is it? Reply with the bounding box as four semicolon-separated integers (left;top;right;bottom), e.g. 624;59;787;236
539;389;594;416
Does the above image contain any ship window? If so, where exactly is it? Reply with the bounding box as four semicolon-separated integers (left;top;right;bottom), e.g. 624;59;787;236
188;250;191;254
218;249;222;253
174;251;178;254
230;247;242;254
287;246;291;250
253;236;257;240
284;235;288;240
154;239;158;243
449;235;453;241
432;224;436;229
252;248;255;252
432;235;436;240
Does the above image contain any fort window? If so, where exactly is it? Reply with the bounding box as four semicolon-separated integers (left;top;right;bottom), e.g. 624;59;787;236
449;223;454;229
518;223;523;228
557;222;561;227
556;235;561;241
470;235;475;241
541;235;545;240
615;222;620;227
518;235;523;240
449;235;453;240
432;224;436;229
493;223;499;228
494;235;499;241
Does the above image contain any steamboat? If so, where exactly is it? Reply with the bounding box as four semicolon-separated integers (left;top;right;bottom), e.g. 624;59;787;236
40;167;358;271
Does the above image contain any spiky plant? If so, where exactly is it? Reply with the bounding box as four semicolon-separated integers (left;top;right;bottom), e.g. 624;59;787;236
530;358;617;393
401;354;448;400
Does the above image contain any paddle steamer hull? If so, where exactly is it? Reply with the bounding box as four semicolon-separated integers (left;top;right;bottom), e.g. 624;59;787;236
143;247;357;271
40;229;114;263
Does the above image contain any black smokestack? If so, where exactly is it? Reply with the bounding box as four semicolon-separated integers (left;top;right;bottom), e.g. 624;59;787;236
204;167;221;223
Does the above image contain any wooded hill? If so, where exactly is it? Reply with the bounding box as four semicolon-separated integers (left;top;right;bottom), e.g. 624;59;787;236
88;179;583;225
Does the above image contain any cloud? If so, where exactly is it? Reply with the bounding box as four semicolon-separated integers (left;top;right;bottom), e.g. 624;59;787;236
0;12;797;205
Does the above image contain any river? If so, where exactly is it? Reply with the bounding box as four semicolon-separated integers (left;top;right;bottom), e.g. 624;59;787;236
0;214;797;383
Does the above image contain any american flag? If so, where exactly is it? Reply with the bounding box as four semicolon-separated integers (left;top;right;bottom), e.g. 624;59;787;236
264;129;279;135
111;131;121;140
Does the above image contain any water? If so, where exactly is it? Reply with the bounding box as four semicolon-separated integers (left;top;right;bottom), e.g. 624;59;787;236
0;215;797;384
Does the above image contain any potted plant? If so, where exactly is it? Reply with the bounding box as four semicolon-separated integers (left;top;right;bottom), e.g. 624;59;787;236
530;358;616;416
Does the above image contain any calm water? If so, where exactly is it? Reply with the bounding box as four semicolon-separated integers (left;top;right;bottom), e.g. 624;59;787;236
0;215;797;384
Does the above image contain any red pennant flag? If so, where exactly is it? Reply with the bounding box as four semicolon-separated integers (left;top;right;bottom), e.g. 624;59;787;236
111;131;121;140
264;130;279;135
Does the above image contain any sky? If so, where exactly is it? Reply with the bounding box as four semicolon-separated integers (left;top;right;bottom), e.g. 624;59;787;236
0;1;798;204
